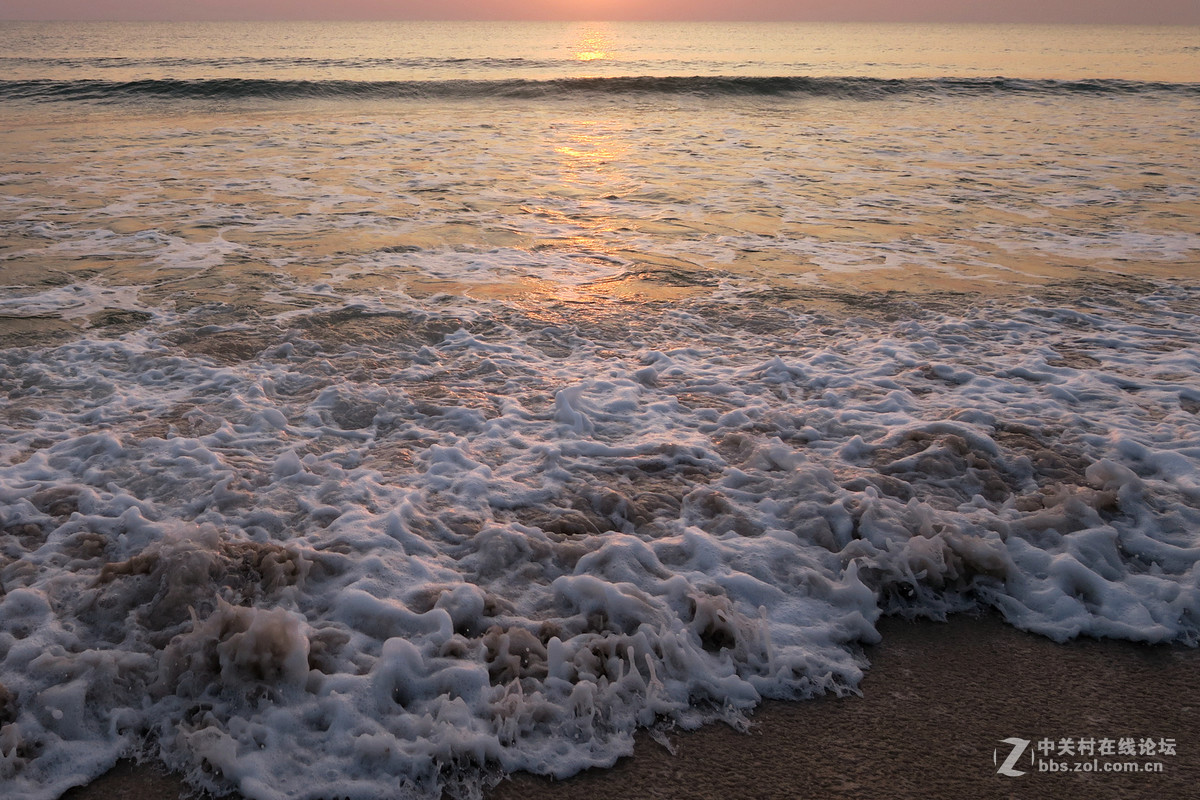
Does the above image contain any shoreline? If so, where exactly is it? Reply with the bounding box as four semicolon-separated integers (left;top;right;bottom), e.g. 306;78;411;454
62;614;1200;800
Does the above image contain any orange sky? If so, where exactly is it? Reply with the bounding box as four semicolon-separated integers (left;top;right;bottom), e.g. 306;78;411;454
2;0;1199;23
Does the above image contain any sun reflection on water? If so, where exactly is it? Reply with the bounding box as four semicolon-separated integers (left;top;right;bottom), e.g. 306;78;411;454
535;120;646;302
573;29;612;63
552;140;621;168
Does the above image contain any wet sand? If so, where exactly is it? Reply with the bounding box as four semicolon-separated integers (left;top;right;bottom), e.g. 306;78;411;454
62;614;1199;800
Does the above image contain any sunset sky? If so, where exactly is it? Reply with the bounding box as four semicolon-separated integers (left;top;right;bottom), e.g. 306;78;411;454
2;0;1199;24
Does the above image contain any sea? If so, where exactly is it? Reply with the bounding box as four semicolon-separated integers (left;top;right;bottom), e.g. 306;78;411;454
1;20;1198;800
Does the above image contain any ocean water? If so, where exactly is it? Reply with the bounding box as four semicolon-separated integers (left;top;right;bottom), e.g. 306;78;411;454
1;20;1199;799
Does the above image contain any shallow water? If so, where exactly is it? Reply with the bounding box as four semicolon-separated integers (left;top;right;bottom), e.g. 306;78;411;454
1;21;1199;800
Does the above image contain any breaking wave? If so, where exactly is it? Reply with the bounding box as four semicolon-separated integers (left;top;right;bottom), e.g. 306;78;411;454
4;75;1199;104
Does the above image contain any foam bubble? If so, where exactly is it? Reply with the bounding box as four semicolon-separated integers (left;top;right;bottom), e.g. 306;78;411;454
2;278;1198;798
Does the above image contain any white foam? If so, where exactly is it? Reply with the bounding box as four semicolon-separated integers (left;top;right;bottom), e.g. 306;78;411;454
3;71;1199;798
0;283;150;321
2;280;1199;799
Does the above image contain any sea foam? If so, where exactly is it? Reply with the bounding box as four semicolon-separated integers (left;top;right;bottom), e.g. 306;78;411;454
1;280;1198;799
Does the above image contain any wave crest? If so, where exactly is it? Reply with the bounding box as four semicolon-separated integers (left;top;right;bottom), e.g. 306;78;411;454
5;75;1198;103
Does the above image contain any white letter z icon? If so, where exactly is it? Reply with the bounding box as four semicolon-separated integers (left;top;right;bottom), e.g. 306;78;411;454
995;737;1030;777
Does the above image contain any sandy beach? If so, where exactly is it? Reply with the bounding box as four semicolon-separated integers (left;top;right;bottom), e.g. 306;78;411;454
61;614;1199;800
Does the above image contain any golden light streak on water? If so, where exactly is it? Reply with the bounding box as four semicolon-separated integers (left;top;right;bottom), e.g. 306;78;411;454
573;28;612;62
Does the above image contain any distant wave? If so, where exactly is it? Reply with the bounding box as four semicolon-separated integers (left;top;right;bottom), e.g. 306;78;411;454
0;54;559;71
3;75;1198;103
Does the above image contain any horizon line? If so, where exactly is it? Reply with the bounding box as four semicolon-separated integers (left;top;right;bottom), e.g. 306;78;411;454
4;17;1200;25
